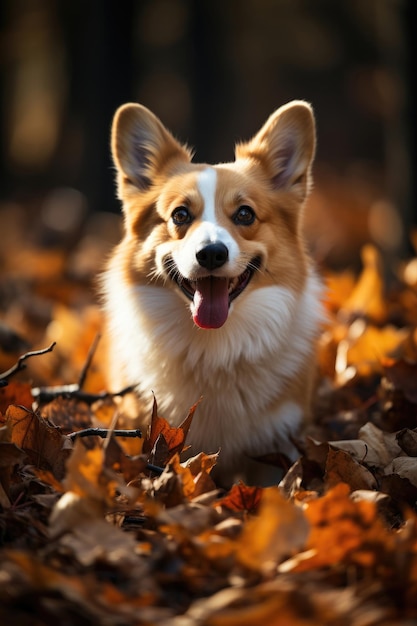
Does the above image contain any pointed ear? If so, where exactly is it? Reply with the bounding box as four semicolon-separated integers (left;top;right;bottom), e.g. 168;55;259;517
111;104;192;194
235;101;316;200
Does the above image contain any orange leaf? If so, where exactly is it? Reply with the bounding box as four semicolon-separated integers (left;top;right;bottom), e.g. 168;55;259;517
0;381;33;414
64;438;117;502
216;482;263;514
341;244;387;323
142;396;198;465
237;487;309;573
288;483;396;573
169;454;196;499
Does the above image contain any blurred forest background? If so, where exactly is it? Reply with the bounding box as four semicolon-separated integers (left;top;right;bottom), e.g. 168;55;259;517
0;0;416;270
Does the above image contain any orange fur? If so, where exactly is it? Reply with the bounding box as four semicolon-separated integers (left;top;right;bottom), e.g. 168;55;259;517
102;101;323;486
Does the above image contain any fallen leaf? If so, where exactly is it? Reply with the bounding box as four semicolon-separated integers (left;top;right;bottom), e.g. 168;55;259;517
49;490;106;536
325;448;377;491
340;244;387;323
64;438;117;502
291;483;399;573
216;482;263;514
41;397;93;433
142;396;195;466
396;428;417;456
0;381;33;413
236;487;309;573
385;457;417;488
4;405;70;479
384;358;417;403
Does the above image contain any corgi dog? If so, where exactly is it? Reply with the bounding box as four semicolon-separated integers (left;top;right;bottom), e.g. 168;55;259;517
102;101;323;486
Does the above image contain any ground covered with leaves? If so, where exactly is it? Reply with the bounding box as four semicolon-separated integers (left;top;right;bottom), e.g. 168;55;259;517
1;205;417;625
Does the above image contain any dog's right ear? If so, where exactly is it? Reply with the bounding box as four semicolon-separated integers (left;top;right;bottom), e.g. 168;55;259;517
111;104;192;194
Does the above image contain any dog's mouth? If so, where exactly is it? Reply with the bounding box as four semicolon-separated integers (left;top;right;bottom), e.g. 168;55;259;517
166;257;261;330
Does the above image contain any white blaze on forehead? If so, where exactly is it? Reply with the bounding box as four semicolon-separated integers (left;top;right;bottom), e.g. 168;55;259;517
195;167;238;253
172;166;240;277
193;166;239;264
197;167;218;226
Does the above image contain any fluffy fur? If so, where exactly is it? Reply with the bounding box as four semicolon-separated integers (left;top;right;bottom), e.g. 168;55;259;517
102;101;323;486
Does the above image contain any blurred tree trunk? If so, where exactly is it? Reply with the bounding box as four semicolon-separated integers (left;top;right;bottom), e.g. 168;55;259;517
58;0;134;213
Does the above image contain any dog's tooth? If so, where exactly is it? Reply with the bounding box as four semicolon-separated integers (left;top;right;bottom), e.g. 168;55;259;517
228;278;238;293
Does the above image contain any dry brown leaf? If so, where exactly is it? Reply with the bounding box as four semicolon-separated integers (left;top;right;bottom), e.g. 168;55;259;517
57;518;145;568
329;422;402;469
42;397;93;433
325;448;377;491
0;440;26;507
385;457;417;487
5;404;70;479
383;358;417;404
396;428;417;456
358;422;403;465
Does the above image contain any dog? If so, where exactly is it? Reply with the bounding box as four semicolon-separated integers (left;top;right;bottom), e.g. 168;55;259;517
102;100;323;486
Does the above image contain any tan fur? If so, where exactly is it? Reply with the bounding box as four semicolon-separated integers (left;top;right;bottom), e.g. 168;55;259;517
102;101;323;487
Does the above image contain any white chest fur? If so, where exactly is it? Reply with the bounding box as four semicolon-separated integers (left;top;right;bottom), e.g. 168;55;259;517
103;270;323;470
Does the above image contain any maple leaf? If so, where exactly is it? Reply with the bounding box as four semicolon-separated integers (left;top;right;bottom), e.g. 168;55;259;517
142;395;198;467
216;482;263;514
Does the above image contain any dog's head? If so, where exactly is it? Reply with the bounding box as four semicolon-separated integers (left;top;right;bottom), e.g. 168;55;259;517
111;101;316;329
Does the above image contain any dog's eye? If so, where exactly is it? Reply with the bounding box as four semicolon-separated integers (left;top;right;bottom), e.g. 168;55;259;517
232;205;256;226
172;206;192;226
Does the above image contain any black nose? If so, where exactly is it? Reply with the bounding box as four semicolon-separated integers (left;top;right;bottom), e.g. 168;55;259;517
196;243;229;270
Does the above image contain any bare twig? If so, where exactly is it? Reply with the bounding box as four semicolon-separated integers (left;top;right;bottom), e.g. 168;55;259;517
32;384;135;405
66;427;166;475
78;333;101;390
68;427;142;441
0;342;56;382
146;463;165;476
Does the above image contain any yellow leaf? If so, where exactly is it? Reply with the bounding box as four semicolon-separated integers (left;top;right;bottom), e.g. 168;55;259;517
236;487;309;573
341;244;386;323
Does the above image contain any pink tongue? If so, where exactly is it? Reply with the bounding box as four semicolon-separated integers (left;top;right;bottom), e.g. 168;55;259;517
192;277;229;329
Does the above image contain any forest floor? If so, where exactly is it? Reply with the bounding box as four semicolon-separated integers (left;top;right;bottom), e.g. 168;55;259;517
1;200;417;625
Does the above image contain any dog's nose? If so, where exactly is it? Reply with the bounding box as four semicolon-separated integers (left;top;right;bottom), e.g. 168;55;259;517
196;243;229;270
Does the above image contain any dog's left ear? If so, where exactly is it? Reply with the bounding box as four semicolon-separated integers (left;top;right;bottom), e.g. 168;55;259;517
236;101;316;200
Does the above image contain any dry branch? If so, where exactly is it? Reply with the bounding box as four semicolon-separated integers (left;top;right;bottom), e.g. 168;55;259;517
0;342;56;382
68;427;142;441
77;332;101;390
32;384;135;405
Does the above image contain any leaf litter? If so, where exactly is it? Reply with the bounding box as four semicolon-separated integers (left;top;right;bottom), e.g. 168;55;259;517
1;216;417;624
